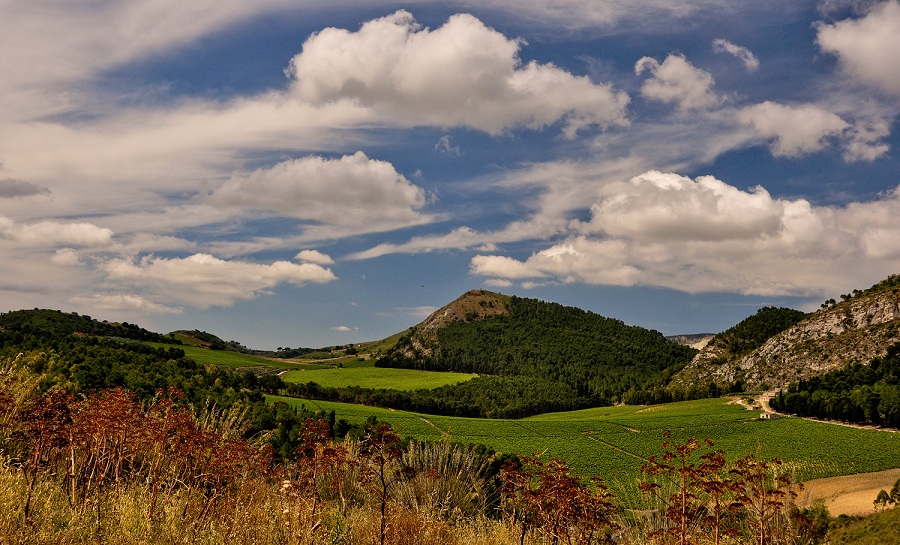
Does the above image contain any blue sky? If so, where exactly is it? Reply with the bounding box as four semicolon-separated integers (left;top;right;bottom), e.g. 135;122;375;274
1;0;899;349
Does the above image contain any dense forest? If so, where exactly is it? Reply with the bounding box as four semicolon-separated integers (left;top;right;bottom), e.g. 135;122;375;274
0;308;174;343
377;296;697;408
770;342;900;428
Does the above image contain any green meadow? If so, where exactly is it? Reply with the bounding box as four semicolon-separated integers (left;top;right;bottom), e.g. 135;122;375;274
281;365;478;390
151;344;304;369
269;395;900;501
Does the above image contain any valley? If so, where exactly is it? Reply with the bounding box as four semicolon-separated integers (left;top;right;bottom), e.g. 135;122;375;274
2;274;900;543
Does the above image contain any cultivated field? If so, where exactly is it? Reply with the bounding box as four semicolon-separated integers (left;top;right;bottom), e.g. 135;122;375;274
151;344;304;369
280;365;478;390
269;395;900;503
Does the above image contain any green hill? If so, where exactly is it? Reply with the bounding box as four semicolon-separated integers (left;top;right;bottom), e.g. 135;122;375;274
372;290;697;414
0;308;174;343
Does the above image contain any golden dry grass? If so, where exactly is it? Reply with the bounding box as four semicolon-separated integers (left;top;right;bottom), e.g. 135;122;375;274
798;468;900;516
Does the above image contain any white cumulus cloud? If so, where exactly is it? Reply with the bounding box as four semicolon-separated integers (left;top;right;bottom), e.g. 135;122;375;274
103;253;337;308
582;171;783;241
817;1;900;96
295;249;334;265
287;10;630;136
736;101;849;157
635;54;720;111
470;170;900;297
210;152;428;230
0;216;113;247
52;248;81;266
69;293;184;315
469;255;547;279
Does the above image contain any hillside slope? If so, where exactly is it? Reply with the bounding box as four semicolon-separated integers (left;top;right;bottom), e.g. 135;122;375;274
377;290;697;404
674;275;900;390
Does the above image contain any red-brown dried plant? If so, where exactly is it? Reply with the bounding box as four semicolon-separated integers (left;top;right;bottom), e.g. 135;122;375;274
17;388;74;522
68;387;144;511
501;453;618;545
293;418;349;530
730;455;799;545
639;432;707;545
696;447;743;545
358;422;413;545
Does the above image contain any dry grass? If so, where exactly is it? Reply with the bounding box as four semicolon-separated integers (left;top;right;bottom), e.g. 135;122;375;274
798;469;900;517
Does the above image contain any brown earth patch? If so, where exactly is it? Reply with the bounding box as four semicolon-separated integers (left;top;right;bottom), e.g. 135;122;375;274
797;468;900;516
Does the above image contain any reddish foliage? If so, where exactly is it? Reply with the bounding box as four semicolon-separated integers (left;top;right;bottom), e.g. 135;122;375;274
501;453;617;545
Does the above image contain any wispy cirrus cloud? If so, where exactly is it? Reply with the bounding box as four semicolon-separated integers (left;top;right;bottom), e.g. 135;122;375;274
712;39;759;71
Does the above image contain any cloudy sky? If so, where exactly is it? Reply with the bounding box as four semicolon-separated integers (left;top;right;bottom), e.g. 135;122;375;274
2;0;899;349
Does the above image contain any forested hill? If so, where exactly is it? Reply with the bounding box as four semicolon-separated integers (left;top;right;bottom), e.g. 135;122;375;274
376;292;697;404
0;309;173;344
703;306;808;358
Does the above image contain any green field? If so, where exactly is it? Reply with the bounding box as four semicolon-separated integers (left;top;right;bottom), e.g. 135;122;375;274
151;344;305;370
269;395;900;501
281;366;478;390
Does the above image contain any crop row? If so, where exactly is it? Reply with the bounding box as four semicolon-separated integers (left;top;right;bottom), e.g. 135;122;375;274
269;395;900;502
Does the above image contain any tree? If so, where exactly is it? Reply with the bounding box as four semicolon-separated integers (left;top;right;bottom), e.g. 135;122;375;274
873;477;900;510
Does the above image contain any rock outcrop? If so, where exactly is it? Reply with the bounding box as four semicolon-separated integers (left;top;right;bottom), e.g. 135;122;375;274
675;279;900;390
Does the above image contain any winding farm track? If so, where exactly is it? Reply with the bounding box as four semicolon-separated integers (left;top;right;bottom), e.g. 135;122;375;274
749;393;899;515
418;416;451;439
581;432;648;462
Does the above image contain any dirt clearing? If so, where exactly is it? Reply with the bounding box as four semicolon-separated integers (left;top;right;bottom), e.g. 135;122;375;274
798;468;900;516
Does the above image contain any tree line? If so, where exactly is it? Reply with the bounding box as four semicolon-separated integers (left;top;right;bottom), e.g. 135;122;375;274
770;342;900;428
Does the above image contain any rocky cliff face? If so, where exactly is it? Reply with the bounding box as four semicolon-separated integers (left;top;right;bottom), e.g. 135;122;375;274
675;286;900;390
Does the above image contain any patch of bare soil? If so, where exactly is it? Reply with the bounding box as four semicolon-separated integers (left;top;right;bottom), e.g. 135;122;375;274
797;468;900;516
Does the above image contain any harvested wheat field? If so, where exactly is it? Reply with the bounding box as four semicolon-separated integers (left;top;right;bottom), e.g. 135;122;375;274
798;468;900;516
